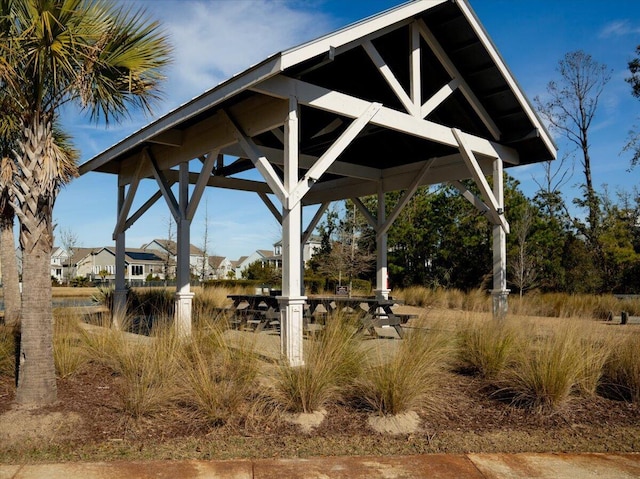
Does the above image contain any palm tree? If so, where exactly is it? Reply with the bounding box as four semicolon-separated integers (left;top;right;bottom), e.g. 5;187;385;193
0;0;171;406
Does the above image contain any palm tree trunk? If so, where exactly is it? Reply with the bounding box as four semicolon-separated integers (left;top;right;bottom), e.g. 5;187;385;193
12;120;58;406
0;213;21;326
15;236;56;405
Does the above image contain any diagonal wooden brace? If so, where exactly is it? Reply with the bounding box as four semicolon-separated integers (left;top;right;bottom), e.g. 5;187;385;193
452;128;509;234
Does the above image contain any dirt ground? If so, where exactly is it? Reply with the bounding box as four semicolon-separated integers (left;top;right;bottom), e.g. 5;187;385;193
1;310;640;463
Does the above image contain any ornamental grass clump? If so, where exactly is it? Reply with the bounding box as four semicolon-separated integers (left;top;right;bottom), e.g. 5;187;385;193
53;309;88;378
456;319;521;380
356;324;452;416
602;332;640;402
83;317;181;418
178;324;261;426
496;319;608;411
270;314;364;414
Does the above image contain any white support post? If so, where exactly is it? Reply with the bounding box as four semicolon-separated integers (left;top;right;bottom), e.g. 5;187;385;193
375;184;390;300
279;96;305;367
174;162;194;337
491;158;509;319
113;184;127;330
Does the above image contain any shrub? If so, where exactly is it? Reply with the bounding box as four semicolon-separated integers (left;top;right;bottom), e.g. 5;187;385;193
355;324;451;415
269;314;364;413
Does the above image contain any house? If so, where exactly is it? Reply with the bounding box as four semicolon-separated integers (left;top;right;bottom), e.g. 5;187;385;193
273;235;321;265
141;239;208;279
69;247;164;284
234;250;275;278
51;246;69;283
208;255;234;280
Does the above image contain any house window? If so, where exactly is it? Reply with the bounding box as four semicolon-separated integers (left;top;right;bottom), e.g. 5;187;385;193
131;265;144;276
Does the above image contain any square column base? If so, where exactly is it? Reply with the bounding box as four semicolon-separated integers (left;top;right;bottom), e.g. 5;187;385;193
374;289;391;301
174;291;195;337
277;296;307;367
491;289;510;320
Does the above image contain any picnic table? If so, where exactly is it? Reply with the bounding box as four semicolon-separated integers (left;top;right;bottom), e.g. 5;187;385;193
227;294;414;338
227;294;281;332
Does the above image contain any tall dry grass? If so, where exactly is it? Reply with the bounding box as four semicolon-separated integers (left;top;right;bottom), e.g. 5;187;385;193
177;322;261;425
456;319;521;379
53;309;88;378
355;323;452;415
397;286;640;320
269;315;364;413
495;319;612;410
0;324;16;376
602;332;640;402
81;317;181;418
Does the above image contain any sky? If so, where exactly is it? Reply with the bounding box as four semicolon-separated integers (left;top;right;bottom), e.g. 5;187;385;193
55;0;640;260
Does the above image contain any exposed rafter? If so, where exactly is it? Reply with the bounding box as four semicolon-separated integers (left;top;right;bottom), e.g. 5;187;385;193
417;19;501;141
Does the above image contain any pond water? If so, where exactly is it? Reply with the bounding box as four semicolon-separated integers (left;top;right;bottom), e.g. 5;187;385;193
0;297;97;310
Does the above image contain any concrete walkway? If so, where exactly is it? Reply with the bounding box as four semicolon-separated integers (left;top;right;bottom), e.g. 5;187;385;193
1;453;639;478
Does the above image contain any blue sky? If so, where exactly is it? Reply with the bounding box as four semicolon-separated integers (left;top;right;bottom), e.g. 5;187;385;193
56;0;640;260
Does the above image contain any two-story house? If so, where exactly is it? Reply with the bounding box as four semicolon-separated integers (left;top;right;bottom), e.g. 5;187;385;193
141;239;209;280
208;255;234;280
51;246;69;284
69;247;164;284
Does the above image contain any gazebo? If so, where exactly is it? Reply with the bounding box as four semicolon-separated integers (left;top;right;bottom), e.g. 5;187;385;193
79;0;556;366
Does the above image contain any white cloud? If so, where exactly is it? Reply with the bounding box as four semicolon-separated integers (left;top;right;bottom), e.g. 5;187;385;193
599;20;640;38
152;0;333;110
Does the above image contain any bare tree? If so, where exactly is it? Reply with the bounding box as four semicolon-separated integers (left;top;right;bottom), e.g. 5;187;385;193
316;202;375;295
535;51;612;289
535;51;611;237
59;227;79;285
163;216;176;283
509;205;539;298
199;200;211;281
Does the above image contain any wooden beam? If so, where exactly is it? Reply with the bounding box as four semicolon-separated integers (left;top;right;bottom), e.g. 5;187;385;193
353;197;377;229
186;149;218;221
148;149;180;222
289;102;381;208
421;78;460;118
222;109;288;204
252;75;519;164
362;40;416;116
116;95;288;185
410;21;421;112
302;202;329;245
223;144;382;181
113;152;145;238
377;159;434;239
258;191;282;224
417;19;501;141
452;128;509;233
450;180;490;217
124;190;167;232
